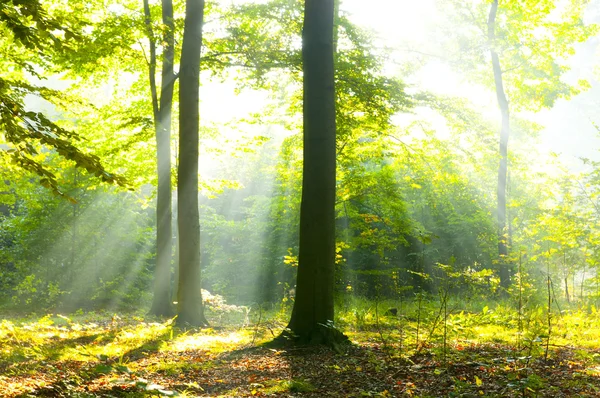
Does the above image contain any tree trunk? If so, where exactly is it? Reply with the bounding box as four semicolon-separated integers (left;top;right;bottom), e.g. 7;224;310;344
506;171;513;250
488;0;511;291
177;0;208;327
573;271;576;301
581;258;586;300
276;0;346;348
147;0;176;317
171;212;179;304
564;251;570;303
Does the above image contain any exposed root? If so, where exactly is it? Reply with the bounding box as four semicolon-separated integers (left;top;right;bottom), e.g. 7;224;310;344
266;324;351;354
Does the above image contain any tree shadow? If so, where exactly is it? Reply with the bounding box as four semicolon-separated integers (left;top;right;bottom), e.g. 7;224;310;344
109;328;173;363
0;331;118;370
151;343;380;397
10;329;175;397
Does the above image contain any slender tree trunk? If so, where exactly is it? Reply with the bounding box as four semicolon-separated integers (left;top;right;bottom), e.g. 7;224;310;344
177;0;208;327
281;0;346;347
171;211;179;304
507;171;513;249
573;271;576;301
171;148;180;304
571;271;577;301
70;169;79;285
147;0;177;317
597;268;599;308
581;258;586;300
488;0;511;290
564;251;570;303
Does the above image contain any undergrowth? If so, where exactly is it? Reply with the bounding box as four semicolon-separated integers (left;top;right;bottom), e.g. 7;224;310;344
2;297;600;396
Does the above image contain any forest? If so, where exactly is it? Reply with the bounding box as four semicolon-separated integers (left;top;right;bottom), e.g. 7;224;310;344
2;0;600;396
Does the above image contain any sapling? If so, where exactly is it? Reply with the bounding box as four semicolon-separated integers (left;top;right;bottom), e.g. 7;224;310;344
517;251;523;350
545;247;552;361
415;291;423;351
368;287;393;360
442;283;448;365
597;268;600;308
580;256;586;301
424;267;450;361
251;304;264;346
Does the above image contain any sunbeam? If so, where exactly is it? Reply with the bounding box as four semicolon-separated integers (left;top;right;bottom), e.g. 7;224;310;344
4;0;600;395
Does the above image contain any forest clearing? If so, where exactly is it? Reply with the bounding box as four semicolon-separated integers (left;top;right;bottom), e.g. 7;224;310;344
4;0;600;396
3;300;600;397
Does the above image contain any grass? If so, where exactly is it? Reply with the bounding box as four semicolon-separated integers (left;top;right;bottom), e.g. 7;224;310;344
263;378;316;394
336;295;600;350
1;298;600;396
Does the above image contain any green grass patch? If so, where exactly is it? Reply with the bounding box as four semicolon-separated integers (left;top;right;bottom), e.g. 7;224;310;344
263;378;316;394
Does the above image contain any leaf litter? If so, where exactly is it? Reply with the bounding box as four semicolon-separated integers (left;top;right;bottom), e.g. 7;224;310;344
1;315;600;397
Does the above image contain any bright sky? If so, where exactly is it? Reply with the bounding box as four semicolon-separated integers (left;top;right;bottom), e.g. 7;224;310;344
338;0;600;171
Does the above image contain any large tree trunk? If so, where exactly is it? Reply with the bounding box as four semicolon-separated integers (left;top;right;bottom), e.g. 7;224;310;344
488;0;511;291
277;0;346;348
147;0;177;317
177;0;208;327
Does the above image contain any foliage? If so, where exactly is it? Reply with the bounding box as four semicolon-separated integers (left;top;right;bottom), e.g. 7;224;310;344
0;0;127;198
436;0;597;111
0;170;154;311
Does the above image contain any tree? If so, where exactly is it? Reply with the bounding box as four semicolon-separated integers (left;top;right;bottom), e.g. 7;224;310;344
277;0;346;346
487;0;511;289
144;0;177;317
177;0;208;327
437;0;595;290
208;0;408;306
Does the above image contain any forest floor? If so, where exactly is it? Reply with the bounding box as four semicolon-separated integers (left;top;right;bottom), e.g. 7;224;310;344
1;308;600;397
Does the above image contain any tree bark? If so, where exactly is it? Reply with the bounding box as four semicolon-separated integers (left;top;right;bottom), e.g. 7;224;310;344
488;0;511;290
147;0;177;317
277;0;346;348
177;0;208;327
